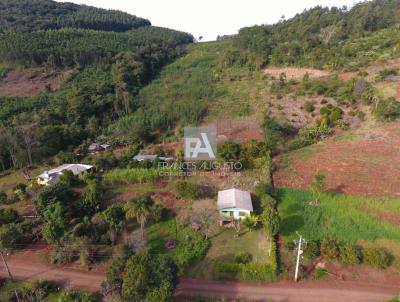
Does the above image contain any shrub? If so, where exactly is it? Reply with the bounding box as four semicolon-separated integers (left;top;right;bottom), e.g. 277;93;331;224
289;124;332;150
215;263;276;281
260;194;277;209
320;107;330;115
357;110;366;121
12;183;27;201
17;280;58;301
255;182;275;199
373;97;400;121
59;291;101;302
35;181;74;215
0;191;7;204
377;68;398;80
320;238;339;261
218;141;243;162
0;208;19;224
269;240;279;273
363;248;391;269
0;223;23;250
175;180;203;200
314;268;329;280
235;252;253;264
59;170;80;187
339;243;361;265
357;71;369;77
330;107;343;121
150;204;165;223
303;240;320;259
172;227;209;265
305;101;315;113
337;119;349;130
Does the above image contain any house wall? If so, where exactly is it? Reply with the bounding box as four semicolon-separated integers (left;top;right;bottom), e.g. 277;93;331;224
219;208;251;220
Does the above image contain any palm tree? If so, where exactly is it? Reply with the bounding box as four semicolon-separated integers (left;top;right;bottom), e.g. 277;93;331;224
124;196;152;239
243;214;259;232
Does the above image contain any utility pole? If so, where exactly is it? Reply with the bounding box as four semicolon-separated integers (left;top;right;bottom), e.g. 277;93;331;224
0;250;13;281
294;232;304;282
1;250;20;302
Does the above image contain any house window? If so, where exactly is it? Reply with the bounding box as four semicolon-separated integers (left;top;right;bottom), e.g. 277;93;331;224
239;211;247;217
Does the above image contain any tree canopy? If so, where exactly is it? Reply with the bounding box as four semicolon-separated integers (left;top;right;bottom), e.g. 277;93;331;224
0;0;150;33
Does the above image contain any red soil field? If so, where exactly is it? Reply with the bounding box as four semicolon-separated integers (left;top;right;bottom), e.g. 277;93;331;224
274;122;400;198
0;69;60;97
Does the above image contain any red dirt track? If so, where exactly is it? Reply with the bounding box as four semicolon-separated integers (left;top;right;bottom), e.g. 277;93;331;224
176;278;399;302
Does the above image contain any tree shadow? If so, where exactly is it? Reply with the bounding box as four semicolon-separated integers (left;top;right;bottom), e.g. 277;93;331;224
280;215;304;236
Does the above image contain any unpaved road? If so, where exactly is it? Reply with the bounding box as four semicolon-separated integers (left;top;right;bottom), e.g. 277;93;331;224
0;258;104;291
176;279;399;302
1;259;399;301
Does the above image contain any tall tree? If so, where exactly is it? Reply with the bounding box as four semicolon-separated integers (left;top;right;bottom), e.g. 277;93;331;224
42;202;66;245
124;196;152;239
310;172;327;204
16;123;38;166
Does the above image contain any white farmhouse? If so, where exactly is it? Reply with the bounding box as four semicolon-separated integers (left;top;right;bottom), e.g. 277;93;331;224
37;164;93;186
217;188;253;220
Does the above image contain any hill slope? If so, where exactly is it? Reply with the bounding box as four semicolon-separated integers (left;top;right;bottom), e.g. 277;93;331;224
0;0;150;32
0;0;193;171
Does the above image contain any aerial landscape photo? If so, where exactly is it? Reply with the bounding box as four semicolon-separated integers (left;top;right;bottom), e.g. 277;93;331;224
1;0;400;301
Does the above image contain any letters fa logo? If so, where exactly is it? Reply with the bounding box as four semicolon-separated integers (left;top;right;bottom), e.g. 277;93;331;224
184;126;217;160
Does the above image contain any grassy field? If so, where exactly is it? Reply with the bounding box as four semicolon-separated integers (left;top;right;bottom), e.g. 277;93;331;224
0;166;45;194
278;187;400;264
278;188;400;242
186;228;270;280
137;40;271;125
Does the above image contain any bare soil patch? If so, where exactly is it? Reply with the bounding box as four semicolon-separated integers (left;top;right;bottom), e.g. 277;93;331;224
0;68;61;97
216;117;263;143
275;121;400;198
265;67;331;80
269;95;360;129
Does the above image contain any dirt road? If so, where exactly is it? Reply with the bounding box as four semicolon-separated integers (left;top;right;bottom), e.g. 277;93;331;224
0;258;104;291
1;259;399;301
176;279;399;302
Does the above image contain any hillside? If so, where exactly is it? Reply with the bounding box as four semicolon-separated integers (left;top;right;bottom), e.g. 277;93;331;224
0;0;193;172
0;0;150;32
237;0;400;68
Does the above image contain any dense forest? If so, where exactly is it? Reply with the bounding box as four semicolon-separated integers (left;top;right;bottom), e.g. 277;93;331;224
0;1;194;171
237;0;400;68
0;0;150;32
0;27;193;67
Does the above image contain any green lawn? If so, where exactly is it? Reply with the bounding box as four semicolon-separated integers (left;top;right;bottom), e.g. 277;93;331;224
146;217;269;280
0;166;46;194
186;228;269;280
278;188;400;243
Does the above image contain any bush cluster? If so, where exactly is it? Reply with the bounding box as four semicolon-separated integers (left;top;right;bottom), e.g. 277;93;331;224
175;180;204;200
301;238;391;269
215;262;277;281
